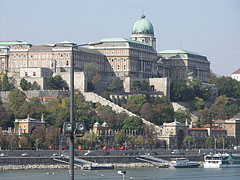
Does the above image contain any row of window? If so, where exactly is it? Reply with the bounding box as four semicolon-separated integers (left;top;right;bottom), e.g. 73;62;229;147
106;50;127;55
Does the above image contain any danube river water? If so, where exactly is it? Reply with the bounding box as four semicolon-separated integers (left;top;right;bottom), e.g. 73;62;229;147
0;168;239;180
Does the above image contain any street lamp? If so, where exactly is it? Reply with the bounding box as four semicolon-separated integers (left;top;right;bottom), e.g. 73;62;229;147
66;41;102;180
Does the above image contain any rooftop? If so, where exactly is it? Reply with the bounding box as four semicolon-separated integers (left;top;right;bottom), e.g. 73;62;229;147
99;37;154;50
159;49;203;57
232;68;240;74
0;41;30;45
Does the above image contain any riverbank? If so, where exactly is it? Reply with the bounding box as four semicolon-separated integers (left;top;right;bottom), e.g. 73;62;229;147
0;163;153;170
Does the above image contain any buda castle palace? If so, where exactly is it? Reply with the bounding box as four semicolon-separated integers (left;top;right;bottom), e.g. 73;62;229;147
0;14;210;93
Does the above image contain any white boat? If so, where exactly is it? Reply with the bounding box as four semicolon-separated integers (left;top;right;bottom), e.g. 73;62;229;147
168;158;200;168
204;152;240;168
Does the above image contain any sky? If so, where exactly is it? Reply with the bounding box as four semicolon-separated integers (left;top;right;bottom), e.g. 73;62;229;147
0;0;239;76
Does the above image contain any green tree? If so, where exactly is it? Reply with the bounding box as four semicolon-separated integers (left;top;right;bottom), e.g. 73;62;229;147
125;95;147;115
31;81;40;90
8;89;26;117
102;91;110;101
46;75;67;90
122;116;143;130
115;131;127;146
132;80;141;92
140;80;150;91
192;97;205;111
205;136;215;149
1;74;14;91
153;102;174;125
184;136;196;149
108;77;123;92
210;76;240;99
20;78;30;90
174;110;191;124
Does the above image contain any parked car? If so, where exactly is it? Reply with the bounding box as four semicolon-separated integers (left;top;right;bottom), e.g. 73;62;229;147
171;150;180;154
21;153;29;157
0;153;8;157
52;153;60;156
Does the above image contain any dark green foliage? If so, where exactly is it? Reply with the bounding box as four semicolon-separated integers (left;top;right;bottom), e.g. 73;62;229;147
46;75;67;90
170;78;210;102
131;80;150;92
174;110;191;124
8;89;26;117
20;78;41;91
102;91;111;101
108;77;123;92
210;76;240;99
0;74;15;91
125;95;147;115
115;131;127;146
87;81;95;91
122;116;143;130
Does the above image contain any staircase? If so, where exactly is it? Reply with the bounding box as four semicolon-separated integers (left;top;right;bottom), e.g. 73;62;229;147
82;92;162;136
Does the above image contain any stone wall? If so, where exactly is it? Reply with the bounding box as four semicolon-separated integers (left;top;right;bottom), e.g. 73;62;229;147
54;71;86;92
149;77;170;99
0;90;68;104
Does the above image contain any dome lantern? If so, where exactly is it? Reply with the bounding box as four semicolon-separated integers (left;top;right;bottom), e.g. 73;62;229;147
132;14;154;35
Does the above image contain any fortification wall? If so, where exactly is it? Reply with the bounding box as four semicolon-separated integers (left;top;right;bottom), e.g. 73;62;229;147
0;90;68;104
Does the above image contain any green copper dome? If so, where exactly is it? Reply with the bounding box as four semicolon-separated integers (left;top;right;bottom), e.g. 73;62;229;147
132;15;154;35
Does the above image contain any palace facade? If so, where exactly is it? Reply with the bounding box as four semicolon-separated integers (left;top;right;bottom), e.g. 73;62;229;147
0;14;211;92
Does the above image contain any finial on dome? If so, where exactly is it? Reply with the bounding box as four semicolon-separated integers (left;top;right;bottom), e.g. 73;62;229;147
141;9;145;18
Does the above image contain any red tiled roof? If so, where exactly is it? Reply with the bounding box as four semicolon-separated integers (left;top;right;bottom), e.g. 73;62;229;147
203;124;211;128
232;68;240;74
188;128;207;131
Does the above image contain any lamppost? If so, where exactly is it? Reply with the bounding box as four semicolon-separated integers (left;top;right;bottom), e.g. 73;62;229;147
63;41;102;180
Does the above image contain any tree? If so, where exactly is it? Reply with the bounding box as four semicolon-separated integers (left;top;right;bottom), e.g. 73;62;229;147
140;80;150;91
108;77;123;92
19;136;31;148
122;116;143;130
174;110;191;124
8;89;26;117
115;130;127;146
137;135;145;147
210;76;240;99
0;103;13;129
1;74;14;91
44;126;60;149
32;81;40;90
20;78;30;90
184;136;196;149
102;91;111;101
132;80;141;92
140;103;154;121
192;97;205;111
125;95;147;115
152;102;174;125
144;125;158;149
205;136;215;149
46;75;67;90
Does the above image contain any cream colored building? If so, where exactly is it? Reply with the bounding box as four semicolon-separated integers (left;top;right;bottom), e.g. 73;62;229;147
158;50;210;82
0;14;211;91
15;114;45;134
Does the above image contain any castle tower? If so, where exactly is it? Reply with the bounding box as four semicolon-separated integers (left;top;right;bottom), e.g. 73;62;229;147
130;14;156;50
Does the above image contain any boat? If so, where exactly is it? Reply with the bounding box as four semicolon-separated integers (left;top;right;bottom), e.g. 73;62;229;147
204;152;240;168
168;158;200;168
81;164;114;170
